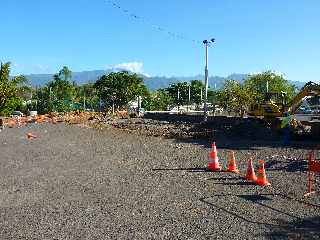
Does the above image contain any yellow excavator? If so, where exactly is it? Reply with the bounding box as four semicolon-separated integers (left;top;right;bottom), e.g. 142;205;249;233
249;91;287;119
288;82;320;115
248;81;320;135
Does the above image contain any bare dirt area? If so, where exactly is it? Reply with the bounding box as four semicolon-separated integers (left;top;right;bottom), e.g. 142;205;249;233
0;119;320;239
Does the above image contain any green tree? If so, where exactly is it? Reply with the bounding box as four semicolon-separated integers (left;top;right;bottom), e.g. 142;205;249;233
35;66;76;113
217;79;253;116
207;89;221;105
35;86;51;114
74;83;99;110
48;74;76;112
166;80;216;109
244;71;296;103
216;72;296;117
0;62;28;116
190;80;206;105
95;71;148;110
59;66;72;82
142;89;174;111
166;82;190;105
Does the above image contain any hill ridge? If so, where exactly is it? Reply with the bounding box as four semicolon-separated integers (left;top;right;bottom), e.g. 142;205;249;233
21;70;305;90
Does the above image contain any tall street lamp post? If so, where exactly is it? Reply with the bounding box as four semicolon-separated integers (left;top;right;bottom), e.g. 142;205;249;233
203;38;215;121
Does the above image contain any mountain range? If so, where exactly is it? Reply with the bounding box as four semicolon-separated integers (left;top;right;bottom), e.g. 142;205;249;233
22;69;306;90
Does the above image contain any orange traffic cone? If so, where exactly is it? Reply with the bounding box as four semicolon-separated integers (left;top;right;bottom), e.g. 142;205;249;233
27;133;37;140
245;158;257;181
208;142;222;171
255;160;270;186
226;151;240;173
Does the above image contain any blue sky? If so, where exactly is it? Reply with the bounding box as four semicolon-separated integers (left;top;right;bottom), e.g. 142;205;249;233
1;0;319;82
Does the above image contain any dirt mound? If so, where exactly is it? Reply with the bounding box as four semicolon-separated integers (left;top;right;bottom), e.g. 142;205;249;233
103;116;280;141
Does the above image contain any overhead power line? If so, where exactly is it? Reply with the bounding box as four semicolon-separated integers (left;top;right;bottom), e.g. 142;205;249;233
105;0;202;44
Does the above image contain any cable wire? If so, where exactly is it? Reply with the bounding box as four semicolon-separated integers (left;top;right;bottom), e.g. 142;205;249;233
105;0;202;44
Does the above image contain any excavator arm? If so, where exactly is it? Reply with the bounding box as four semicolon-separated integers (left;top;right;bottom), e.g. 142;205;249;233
288;82;320;114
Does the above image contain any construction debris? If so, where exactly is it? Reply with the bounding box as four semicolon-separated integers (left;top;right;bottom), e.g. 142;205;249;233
1;111;318;142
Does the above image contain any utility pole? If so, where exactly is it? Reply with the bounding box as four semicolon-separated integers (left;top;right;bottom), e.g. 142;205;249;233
83;88;86;110
177;88;180;112
203;38;215;121
137;96;141;116
112;95;115;115
49;87;52;112
188;84;191;112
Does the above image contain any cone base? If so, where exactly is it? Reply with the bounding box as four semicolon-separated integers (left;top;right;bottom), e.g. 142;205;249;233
226;169;240;174
208;163;221;172
304;191;316;197
245;175;258;182
256;179;271;186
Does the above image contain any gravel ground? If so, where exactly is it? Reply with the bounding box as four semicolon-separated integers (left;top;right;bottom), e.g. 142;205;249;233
0;122;320;239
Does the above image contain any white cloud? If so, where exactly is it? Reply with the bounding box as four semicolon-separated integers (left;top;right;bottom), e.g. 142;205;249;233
114;62;143;73
111;62;150;77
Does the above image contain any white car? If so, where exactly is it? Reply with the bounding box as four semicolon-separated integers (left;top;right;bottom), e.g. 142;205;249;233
11;111;24;117
169;106;187;114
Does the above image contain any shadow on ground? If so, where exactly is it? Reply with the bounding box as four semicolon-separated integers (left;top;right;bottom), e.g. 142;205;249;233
152;167;210;173
200;193;320;239
152;158;309;175
265;216;320;240
200;194;285;228
265;159;309;173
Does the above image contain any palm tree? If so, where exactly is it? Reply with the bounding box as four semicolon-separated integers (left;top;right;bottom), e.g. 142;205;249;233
0;62;28;115
59;66;72;82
